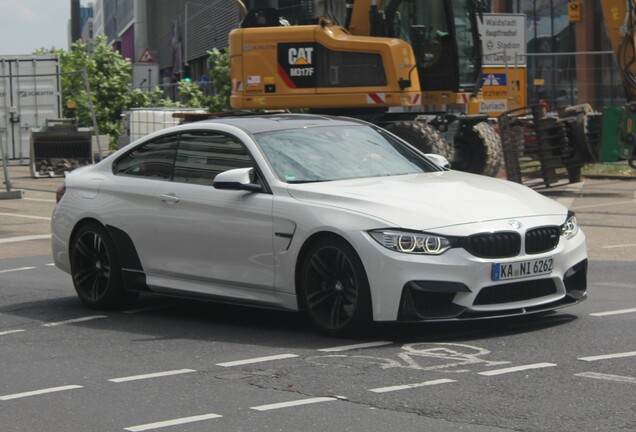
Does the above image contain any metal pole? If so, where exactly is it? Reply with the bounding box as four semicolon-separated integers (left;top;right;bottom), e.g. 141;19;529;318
82;67;102;161
1;60;11;161
184;2;189;67
32;58;40;127
15;60;24;164
1;121;13;192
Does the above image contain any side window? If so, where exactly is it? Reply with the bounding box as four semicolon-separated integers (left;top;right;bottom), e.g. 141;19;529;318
317;45;387;88
173;131;254;186
113;135;179;180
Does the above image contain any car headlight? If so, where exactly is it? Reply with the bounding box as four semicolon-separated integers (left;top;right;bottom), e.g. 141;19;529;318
369;230;453;255
560;211;579;239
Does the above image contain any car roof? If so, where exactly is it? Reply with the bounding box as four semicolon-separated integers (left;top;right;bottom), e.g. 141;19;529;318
196;113;367;134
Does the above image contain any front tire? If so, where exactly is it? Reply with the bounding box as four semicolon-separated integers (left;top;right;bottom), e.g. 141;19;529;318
453;121;503;176
300;237;372;337
70;222;131;310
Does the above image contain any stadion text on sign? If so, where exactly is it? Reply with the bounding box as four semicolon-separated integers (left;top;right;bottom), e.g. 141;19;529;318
478;14;526;67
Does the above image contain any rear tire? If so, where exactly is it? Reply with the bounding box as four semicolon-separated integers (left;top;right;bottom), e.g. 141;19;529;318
70;222;133;310
385;120;451;158
300;237;372;337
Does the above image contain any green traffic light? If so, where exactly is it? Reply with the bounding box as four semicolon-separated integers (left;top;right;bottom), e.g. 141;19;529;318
183;77;191;82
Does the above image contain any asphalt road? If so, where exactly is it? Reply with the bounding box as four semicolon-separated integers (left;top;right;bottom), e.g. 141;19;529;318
1;167;634;432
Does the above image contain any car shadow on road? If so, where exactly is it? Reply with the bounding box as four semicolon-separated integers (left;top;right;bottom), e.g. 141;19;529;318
0;292;580;348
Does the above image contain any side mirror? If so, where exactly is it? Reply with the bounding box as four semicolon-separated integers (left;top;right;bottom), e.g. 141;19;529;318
425;154;451;169
213;167;262;192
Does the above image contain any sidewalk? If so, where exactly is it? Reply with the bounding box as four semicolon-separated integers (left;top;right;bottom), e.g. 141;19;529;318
2;164;65;196
1;164;60;259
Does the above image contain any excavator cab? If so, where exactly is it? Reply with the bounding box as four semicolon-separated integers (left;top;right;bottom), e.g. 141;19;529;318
344;0;483;94
397;0;482;94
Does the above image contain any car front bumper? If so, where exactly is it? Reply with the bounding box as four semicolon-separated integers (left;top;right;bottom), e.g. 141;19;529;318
352;225;588;322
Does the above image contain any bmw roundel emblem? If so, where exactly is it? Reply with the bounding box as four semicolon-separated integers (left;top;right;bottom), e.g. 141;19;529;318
508;219;522;229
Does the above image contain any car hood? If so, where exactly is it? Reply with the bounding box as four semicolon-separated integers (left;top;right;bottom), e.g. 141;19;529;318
285;171;566;230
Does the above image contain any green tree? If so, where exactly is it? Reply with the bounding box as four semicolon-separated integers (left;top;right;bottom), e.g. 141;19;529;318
207;48;231;111
173;49;231;111
49;39;234;147
60;36;133;146
177;80;208;108
127;86;179;109
60;36;178;147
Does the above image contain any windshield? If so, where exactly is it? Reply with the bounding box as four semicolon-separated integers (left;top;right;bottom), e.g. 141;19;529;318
254;125;441;183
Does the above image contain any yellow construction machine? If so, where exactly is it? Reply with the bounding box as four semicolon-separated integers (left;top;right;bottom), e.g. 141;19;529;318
498;0;636;187
598;0;636;168
229;0;503;176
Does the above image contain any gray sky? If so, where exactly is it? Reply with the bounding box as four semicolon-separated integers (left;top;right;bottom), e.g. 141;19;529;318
0;0;70;55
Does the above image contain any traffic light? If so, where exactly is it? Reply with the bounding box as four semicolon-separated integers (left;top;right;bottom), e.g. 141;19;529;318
183;65;191;82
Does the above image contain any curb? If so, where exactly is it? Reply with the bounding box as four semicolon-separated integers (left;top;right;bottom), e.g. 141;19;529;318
0;190;23;200
582;174;636;181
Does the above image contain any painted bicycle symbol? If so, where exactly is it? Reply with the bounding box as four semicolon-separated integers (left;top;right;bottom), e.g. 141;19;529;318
307;343;510;373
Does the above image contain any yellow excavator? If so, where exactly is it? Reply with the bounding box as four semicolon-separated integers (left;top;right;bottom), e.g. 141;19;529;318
599;0;636;168
229;0;503;176
498;0;636;186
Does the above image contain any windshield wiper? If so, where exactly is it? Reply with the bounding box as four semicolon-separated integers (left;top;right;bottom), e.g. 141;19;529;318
287;179;331;184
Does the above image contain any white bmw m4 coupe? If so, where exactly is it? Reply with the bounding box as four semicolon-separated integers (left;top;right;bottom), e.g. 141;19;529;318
51;114;587;336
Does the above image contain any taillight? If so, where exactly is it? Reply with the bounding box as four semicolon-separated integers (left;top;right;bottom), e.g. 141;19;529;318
56;184;66;203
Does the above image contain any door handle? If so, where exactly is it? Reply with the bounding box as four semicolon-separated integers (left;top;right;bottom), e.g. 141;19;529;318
159;193;180;203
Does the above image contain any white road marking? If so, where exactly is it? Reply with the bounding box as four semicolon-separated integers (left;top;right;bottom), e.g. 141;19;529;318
42;315;108;327
575;372;636;384
571;200;635;211
593;282;634;289
124;413;223;431
24;197;56;203
578;351;636;362
591;308;636;317
121;305;171;314
216;353;299;367
369;378;456;394
0;385;83;401
109;369;196;383
318;341;393;352
0;212;51;221
0;329;25;336
600;243;636;249
0;235;51;244
478;362;557;376
46;263;56;266
250;397;337;411
0;266;36;274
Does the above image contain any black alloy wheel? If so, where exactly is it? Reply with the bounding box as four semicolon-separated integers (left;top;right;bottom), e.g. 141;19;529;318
301;237;371;336
70;222;129;309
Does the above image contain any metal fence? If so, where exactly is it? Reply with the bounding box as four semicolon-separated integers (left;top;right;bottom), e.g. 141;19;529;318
521;51;626;111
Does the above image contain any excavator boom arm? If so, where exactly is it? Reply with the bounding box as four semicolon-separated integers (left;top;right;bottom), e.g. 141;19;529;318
602;0;636;101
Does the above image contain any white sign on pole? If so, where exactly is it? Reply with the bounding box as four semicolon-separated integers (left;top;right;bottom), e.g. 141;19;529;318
133;64;160;92
478;14;526;67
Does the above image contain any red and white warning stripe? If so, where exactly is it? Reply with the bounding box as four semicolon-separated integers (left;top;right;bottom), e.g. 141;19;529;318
366;93;386;104
234;80;243;92
411;94;421;105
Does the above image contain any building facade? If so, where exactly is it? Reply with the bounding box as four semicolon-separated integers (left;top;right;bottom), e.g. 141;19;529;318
72;1;623;110
493;0;624;110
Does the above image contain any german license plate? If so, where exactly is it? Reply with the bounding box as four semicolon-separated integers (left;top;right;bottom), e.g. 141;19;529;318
491;257;554;281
